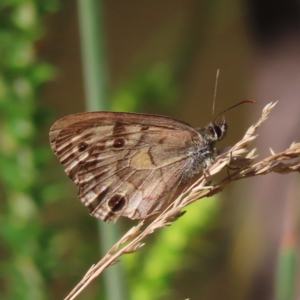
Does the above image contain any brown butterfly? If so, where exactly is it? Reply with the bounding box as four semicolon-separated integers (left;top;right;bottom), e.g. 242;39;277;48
49;111;229;222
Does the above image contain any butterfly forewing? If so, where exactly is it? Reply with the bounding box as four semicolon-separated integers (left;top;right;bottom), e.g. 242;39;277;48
50;111;216;222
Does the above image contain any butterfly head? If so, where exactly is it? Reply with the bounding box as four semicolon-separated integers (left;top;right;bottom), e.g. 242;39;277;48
205;117;228;142
204;100;255;143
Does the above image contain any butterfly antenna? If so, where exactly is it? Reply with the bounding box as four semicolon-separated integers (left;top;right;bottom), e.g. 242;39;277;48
212;69;220;117
215;100;256;121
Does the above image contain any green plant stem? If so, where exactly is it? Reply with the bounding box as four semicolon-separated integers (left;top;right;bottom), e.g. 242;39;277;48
276;241;297;300
77;1;126;299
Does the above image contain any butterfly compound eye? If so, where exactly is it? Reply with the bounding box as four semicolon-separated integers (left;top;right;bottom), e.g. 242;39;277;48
208;126;215;136
214;125;222;139
215;119;227;141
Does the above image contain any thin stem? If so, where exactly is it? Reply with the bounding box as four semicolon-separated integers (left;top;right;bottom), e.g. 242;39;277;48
77;1;126;299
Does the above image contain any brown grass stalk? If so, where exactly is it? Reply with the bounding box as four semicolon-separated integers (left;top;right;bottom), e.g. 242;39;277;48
64;102;300;300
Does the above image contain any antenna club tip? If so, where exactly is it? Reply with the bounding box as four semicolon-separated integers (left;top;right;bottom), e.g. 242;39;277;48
244;99;256;104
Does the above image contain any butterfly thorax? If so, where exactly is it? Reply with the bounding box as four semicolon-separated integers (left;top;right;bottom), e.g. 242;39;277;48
182;119;228;181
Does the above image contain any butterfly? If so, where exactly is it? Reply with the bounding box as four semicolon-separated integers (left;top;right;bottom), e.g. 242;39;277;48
49;111;227;222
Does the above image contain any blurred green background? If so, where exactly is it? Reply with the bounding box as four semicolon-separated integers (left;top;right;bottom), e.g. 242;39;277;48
0;1;299;299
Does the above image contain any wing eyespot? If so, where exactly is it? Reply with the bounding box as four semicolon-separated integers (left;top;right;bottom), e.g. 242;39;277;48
113;138;125;148
108;194;126;212
78;142;89;152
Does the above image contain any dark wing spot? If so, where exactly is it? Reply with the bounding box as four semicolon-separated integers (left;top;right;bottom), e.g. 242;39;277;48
108;194;126;212
140;125;149;131
158;137;166;144
113;138;125;148
78;142;89;152
113;122;126;135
